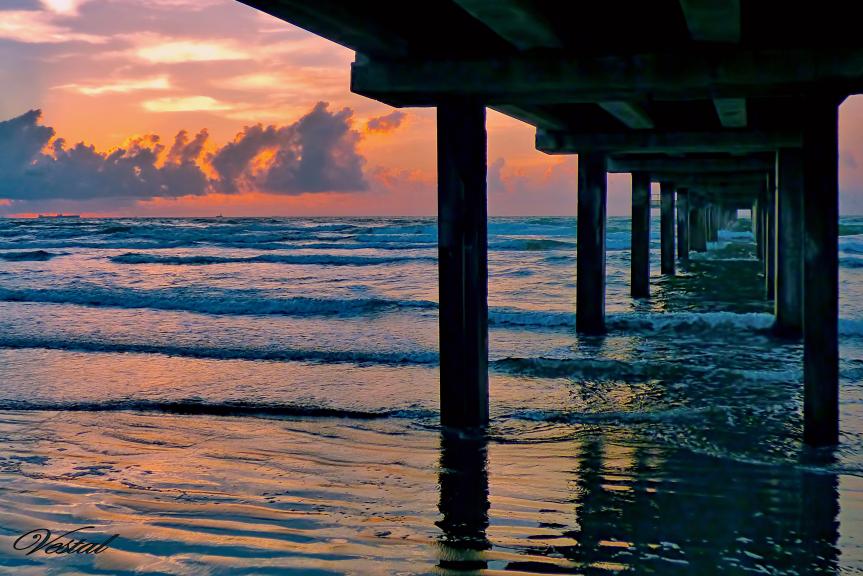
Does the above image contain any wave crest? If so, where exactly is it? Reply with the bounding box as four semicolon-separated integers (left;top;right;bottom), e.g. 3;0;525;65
110;252;434;266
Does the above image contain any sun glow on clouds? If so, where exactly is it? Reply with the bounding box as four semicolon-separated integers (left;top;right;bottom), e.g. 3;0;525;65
41;0;88;15
143;96;233;113
217;72;343;92
59;76;172;96
135;39;251;63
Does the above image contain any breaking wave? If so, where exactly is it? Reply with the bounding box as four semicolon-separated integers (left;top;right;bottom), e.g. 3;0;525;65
0;287;437;317
0;335;439;365
0;398;437;420
0;250;63;261
109;252;434;266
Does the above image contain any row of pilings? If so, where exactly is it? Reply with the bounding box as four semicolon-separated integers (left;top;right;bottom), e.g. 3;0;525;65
437;101;839;448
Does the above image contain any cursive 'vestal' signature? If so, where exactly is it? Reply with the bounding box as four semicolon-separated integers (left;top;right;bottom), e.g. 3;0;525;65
13;527;119;555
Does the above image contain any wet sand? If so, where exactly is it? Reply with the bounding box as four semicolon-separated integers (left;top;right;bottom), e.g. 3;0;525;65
0;410;859;574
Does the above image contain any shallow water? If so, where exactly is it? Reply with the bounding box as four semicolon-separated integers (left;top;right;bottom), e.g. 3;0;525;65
0;215;861;574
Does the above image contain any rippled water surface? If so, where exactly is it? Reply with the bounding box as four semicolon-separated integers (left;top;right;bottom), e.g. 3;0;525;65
0;215;862;574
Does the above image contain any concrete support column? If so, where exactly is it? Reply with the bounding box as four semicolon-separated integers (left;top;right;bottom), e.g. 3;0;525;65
754;197;764;260
630;172;650;299
760;195;768;262
775;148;804;337
660;182;675;274
577;153;607;334
704;206;710;242
752;200;761;258
690;207;707;252
437;100;488;428
802;96;840;446
766;171;777;300
708;206;719;242
677;188;690;260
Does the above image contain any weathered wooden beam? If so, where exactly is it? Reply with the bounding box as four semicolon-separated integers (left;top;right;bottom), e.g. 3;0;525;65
537;129;800;154
608;155;771;174
679;0;741;43
350;49;863;106
453;0;560;50
714;97;747;127
598;101;655;129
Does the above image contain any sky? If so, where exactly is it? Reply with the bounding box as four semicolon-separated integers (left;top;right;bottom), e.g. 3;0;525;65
1;0;862;217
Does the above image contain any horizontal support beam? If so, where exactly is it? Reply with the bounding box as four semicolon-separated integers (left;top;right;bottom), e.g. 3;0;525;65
648;172;766;186
687;183;764;196
598;101;655;129
491;104;568;130
453;0;560;50
608;155;772;173
538;129;800;154
350;49;861;106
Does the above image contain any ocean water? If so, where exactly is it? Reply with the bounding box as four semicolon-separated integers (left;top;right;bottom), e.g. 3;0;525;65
0;215;862;574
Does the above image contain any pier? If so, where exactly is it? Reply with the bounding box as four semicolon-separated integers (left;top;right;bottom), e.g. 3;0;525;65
240;0;851;446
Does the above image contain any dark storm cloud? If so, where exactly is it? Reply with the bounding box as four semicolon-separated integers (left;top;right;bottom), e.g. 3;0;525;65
0;110;54;174
211;102;367;195
0;102;368;203
0;111;209;200
365;111;405;133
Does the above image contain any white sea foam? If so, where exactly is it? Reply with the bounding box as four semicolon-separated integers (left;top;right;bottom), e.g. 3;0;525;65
0;335;440;365
489;308;776;333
